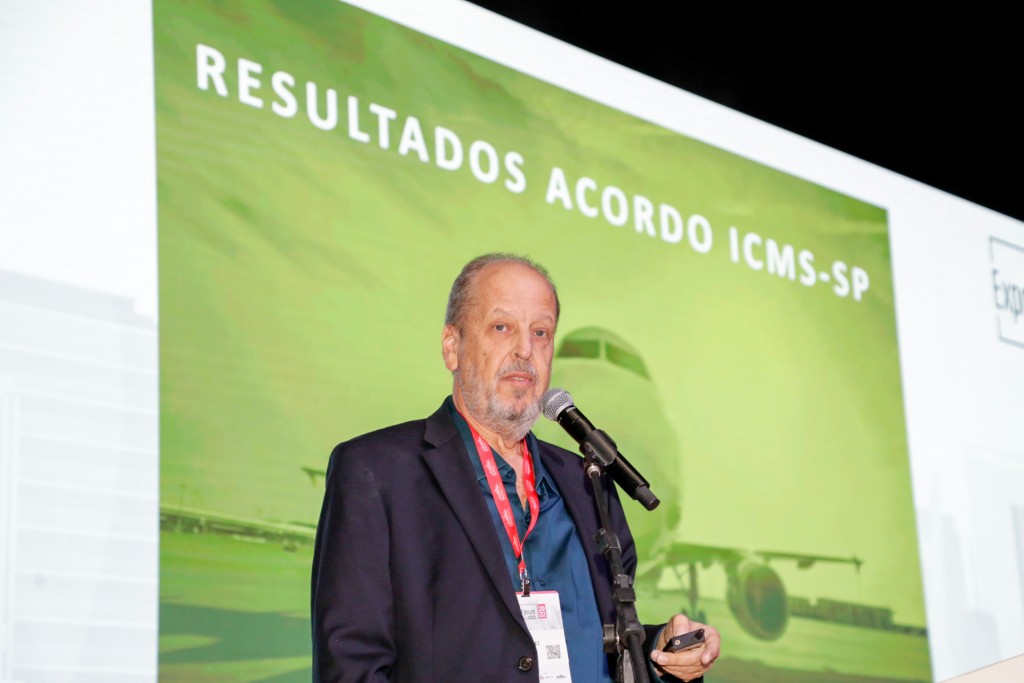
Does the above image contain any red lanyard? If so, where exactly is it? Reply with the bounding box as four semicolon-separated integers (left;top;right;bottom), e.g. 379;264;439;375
465;421;540;595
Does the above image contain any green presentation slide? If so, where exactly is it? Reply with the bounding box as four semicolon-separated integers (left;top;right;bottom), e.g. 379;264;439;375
155;1;929;681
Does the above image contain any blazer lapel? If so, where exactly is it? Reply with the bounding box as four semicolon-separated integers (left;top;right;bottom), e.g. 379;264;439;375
420;403;527;629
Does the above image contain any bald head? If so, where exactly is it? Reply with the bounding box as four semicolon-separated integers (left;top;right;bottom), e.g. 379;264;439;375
444;253;560;333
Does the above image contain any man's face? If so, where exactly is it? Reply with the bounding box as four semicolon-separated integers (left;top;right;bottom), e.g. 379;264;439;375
443;262;557;440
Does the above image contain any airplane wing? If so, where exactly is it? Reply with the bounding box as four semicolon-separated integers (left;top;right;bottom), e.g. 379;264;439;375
160;504;317;547
754;549;863;571
638;542;864;641
641;542;862;577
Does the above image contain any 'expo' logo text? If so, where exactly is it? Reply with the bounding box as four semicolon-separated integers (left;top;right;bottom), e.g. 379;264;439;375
990;236;1024;348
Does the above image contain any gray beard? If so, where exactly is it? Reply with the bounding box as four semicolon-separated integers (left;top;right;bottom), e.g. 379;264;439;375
455;369;541;444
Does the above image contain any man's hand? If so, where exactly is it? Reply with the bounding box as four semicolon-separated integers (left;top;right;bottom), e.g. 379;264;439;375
649;614;720;682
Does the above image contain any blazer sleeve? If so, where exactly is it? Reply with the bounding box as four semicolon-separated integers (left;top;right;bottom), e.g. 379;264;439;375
311;443;396;682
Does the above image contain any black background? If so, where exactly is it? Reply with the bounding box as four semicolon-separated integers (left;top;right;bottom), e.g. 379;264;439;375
469;2;1022;222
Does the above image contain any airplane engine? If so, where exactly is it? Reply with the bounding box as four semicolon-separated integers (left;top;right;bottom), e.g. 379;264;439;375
726;561;788;640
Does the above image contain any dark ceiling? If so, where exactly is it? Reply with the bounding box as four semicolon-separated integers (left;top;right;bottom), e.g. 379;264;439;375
468;1;1022;222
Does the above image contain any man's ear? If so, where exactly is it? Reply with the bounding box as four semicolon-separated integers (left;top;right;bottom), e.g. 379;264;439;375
441;324;460;372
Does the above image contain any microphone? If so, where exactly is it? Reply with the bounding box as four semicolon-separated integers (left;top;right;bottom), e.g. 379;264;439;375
541;388;660;511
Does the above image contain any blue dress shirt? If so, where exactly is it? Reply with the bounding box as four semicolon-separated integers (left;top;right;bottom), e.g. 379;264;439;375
449;400;613;682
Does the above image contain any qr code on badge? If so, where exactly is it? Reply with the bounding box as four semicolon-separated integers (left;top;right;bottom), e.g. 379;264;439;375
546;644;561;660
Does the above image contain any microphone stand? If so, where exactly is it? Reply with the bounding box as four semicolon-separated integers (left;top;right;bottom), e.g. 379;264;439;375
580;433;650;683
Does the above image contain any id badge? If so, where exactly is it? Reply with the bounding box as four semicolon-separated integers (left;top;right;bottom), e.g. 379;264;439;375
517;590;573;681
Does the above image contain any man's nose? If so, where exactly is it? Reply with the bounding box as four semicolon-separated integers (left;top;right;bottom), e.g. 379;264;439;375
514;329;533;359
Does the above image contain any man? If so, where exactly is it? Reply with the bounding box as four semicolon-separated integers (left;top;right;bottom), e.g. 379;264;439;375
312;254;719;682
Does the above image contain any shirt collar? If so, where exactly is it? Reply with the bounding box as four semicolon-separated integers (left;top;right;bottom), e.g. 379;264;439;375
446;396;552;496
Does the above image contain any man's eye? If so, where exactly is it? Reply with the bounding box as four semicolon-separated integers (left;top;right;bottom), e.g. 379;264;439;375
495;324;507;332
534;329;548;338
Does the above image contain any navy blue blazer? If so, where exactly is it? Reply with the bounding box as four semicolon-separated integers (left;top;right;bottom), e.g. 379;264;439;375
311;401;659;682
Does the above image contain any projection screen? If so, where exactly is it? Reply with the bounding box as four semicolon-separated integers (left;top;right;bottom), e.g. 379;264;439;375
1;1;1022;682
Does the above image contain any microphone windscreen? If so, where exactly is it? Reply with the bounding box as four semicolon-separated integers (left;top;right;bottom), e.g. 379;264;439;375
541;387;574;421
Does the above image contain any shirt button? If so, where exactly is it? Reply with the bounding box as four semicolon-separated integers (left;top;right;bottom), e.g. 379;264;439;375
517;656;534;671
538;579;546;586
